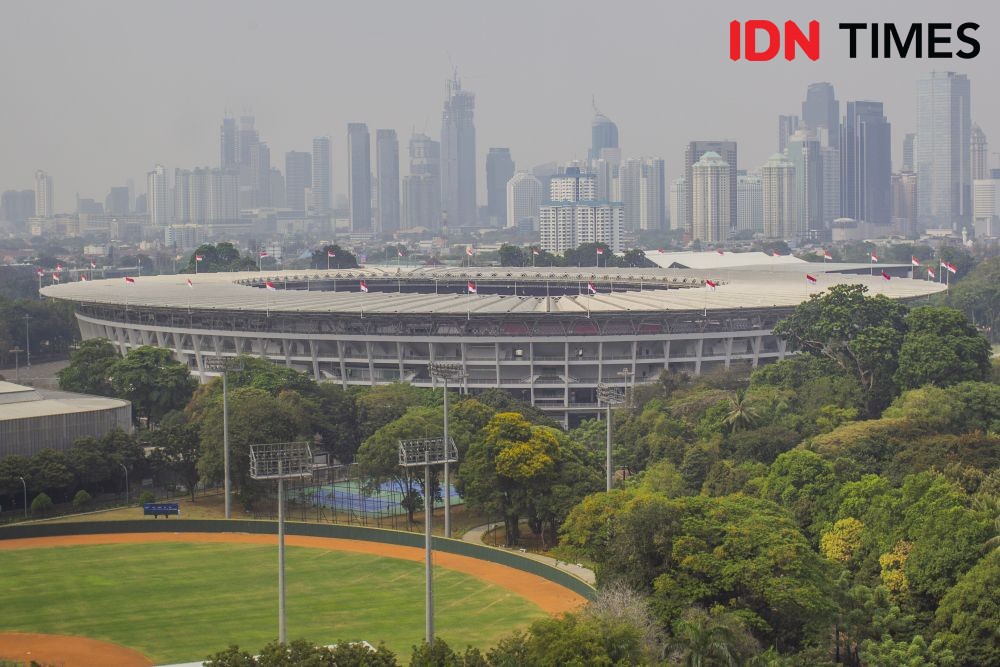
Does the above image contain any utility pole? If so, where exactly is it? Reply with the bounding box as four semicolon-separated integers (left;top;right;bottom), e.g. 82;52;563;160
205;356;245;519
596;384;624;492
428;362;466;538
24;315;31;369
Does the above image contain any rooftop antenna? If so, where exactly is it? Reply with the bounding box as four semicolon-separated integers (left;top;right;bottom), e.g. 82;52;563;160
592;95;599;115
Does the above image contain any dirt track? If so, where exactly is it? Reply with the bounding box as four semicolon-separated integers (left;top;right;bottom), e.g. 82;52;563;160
0;531;588;666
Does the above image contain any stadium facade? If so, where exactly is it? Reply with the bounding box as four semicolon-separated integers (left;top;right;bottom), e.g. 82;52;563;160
42;253;945;425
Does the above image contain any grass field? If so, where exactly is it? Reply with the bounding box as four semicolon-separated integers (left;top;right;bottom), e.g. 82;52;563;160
0;542;546;663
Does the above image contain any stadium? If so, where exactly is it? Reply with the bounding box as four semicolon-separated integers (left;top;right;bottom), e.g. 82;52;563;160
41;251;946;426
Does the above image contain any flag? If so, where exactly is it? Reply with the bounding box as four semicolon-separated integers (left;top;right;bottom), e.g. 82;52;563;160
532;248;540;256
359;280;369;292
823;250;833;261
716;249;725;255
35;268;44;277
397;249;404;257
56;263;63;271
942;261;957;274
195;255;204;262
881;271;891;281
90;260;97;269
186;278;193;289
588;281;598;294
806;274;818;284
911;256;921;267
259;251;268;258
705;279;717;290
52;272;61;282
467;281;477;293
124;276;135;285
657;248;665;253
770;250;781;257
466;246;474;256
870;251;879;262
327;250;336;258
79;275;88;282
596;247;605;255
927;267;936;279
265;280;277;291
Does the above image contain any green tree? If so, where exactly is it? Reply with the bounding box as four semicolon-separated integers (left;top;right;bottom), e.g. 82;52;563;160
30;492;53;514
934;549;1000;667
894;307;991;389
859;634;955;667
146;420;202;501
182;242;255;273
355;383;437;441
497;244;526;267
310;244;359;269
668;607;760;667
110;346;197;425
947;256;1000;343
758;449;838;536
27;449;74;492
57;338;119;396
71;489;92;510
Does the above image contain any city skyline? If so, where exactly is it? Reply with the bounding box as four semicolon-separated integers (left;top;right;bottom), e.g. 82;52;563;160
2;1;997;212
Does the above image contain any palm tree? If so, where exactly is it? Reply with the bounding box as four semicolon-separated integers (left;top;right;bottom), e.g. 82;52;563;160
669;608;752;667
723;390;758;433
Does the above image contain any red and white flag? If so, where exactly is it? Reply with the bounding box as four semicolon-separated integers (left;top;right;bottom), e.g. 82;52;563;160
186;278;194;289
327;250;336;258
881;271;891;281
397;249;404;257
927;267;936;279
195;255;204;262
870;251;879;262
705;279;717;290
35;268;44;277
587;281;598;294
465;246;474;256
52;272;61;282
265;280;277;291
467;281;477;293
359;280;369;292
532;248;540;256
124;276;135;285
56;263;64;271
716;249;725;255
657;248;665;253
90;260;97;269
770;250;781;257
941;261;957;274
911;256;921;267
80;275;88;282
596;247;605;255
823;250;833;261
806;274;818;284
259;251;268;258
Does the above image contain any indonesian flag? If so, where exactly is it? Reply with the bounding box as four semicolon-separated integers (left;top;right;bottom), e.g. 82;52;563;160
823;250;833;261
327;249;336;258
195;255;203;262
259;251;268;258
927;267;936;279
265;280;277;291
466;246;474;256
806;274;818;284
36;268;44;277
596;247;605;255
870;251;879;262
657;248;665;253
705;279;717;290
467;281;477;293
186;278;194;289
770;250;781;257
881;271;891;281
397;249;404;257
941;261;957;274
52;272;61;282
532;248;540;256
90;260;97;269
124;276;135;285
359;280;369;292
911;256;920;267
588;281;598;294
56;263;63;271
80;275;88;282
716;249;725;255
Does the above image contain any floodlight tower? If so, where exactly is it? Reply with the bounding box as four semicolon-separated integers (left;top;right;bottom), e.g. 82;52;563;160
596;383;625;492
204;356;244;518
428;361;466;538
398;436;458;644
249;441;313;643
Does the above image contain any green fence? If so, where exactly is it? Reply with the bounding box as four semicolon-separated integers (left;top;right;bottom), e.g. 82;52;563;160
0;519;595;600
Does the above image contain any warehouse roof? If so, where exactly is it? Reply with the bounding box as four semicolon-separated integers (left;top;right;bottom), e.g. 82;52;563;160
0;383;131;420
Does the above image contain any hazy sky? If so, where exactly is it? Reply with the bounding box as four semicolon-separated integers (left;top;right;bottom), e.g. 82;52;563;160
2;0;997;212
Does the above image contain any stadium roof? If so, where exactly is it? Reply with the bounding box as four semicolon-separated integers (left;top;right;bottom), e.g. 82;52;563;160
0;382;130;420
41;263;947;316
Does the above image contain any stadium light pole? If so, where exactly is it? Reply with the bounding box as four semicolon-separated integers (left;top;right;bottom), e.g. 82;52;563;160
399;437;458;644
596;384;625;492
9;347;22;382
205;356;244;519
428;362;466;538
249;441;313;645
120;462;129;505
18;476;27;518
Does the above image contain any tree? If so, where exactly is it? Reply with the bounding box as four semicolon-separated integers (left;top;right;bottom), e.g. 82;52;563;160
355;383;437;441
310;244;359;269
934;549;1000;667
27;449;74;494
564;242;619;268
181;242;255;273
820;517;865;565
894;307;991;390
72;489;92;510
205;639;399;667
110;346;197;425
772;284;907;415
497;244;526;267
57;338;119;396
947;256;1000;343
31;492;54;514
668;607;760;667
859;634;955;667
146;420;202;501
758;449;838;536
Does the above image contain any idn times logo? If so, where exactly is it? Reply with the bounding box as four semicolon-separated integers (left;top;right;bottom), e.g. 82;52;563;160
729;21;980;61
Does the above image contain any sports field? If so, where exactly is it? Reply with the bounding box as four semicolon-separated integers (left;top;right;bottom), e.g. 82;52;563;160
0;537;554;664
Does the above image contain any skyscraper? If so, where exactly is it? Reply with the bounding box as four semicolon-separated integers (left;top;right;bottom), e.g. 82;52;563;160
539;202;622;253
105;186;130;216
440;72;476;227
691;152;731;243
147;164;169;226
786;130;823;236
402;133;441;231
917;71;972;229
669;177;686;231
376;129;401;236
841;101;892;226
0;190;34;226
892;171;918;235
207;169;239;223
269;168;285;209
485;147;514;228
34;170;53;217
971;124;989;180
220;116;237;170
250;143;271;207
590;108;619;161
684;141;737;233
778;115;800;153
311;136;332;214
761;154;797;239
237;115;258;167
737;172;763;234
549;168;597;202
621;157;666;231
347;123;372;233
902;133;917;172
821;146;841;226
802;82;840;148
506;172;543;230
285;151;312;213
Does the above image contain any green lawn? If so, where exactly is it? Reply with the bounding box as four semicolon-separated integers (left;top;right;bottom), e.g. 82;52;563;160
0;542;545;663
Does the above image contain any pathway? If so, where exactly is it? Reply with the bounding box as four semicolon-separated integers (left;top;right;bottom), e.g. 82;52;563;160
461;522;596;586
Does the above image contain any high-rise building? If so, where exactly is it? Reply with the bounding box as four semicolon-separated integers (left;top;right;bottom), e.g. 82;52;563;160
684;141;737;233
284;151;312;213
376;129;401;236
778;115;800;153
821;146;841;226
311;137;332;213
786;130;823;236
737;172;763;234
917;71;972;230
506;172;543;230
802;82;840;148
621;157;666;231
440;72;477;227
669;177;686;232
590;108;619;162
220;116;237;170
761;154;797;239
105;186;130;216
550;168;597;202
619;159;642;231
902;133;917;172
485;147;514;228
347;123;372;233
237;115;258;167
0;190;34;226
250;143;271;207
973;176;1000;237
146;164;169;226
34;170;53;217
841;101;892;226
207;169;239;223
270;168;286;209
402;133;441;231
539;202;623;253
892;171;918;235
591;148;621;202
971;124;989;180
691;152;731;243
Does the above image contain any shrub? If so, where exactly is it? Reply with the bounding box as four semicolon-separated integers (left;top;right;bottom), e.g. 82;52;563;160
138;490;155;505
72;489;92;510
30;492;54;515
